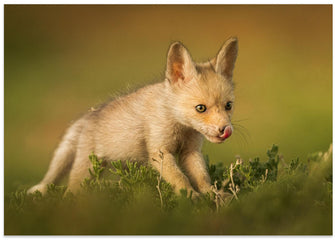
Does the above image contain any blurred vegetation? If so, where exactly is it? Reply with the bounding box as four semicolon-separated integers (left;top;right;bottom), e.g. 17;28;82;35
4;5;332;235
5;144;332;235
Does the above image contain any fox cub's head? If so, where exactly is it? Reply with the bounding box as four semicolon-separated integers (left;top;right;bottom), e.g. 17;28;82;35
165;38;238;143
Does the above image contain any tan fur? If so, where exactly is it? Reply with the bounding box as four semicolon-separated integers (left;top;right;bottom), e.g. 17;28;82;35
28;38;239;197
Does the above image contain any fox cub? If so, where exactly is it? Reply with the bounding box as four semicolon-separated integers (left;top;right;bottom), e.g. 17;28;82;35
28;37;238;198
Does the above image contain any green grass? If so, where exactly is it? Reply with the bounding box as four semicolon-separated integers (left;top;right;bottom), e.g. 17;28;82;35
5;144;332;235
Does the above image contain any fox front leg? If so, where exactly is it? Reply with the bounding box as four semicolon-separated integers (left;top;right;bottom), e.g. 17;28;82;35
181;151;233;204
149;151;199;198
180;151;213;194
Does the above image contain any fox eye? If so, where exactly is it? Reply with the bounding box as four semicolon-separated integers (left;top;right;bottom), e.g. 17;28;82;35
225;101;233;111
195;104;207;113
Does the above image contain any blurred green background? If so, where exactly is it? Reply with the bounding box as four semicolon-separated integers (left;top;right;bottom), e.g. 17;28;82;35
4;5;332;193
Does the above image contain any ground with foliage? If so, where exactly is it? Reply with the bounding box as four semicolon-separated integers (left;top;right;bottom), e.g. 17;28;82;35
5;144;332;235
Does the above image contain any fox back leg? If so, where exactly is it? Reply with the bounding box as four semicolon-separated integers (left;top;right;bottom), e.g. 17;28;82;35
27;120;83;194
66;139;94;194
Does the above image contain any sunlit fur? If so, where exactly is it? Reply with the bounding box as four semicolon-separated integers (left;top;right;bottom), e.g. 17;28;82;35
28;38;238;198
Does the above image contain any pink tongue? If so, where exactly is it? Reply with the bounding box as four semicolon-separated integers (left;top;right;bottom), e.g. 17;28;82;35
221;126;232;139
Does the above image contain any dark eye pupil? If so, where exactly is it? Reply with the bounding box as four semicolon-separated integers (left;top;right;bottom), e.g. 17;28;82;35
195;104;206;113
226;102;232;110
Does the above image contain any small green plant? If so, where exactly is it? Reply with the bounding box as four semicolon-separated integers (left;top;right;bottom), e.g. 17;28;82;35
88;153;106;181
110;159;177;210
207;144;281;196
81;152;111;193
110;160;155;190
9;189;29;213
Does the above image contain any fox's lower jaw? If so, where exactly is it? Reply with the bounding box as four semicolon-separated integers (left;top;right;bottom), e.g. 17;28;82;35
203;125;233;144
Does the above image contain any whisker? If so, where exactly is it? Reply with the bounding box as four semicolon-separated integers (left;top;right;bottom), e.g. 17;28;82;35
232;124;249;134
230;122;251;148
232;121;249;131
233;128;249;146
231;118;250;123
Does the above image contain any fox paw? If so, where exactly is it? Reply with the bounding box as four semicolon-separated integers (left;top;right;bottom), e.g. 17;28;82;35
27;184;47;195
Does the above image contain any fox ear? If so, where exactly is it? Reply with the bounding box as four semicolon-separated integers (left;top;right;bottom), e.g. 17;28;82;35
213;37;238;80
166;42;197;84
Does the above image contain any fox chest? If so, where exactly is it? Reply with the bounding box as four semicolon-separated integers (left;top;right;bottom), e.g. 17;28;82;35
152;125;201;155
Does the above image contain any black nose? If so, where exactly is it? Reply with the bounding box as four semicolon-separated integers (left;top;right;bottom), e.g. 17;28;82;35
219;125;227;134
